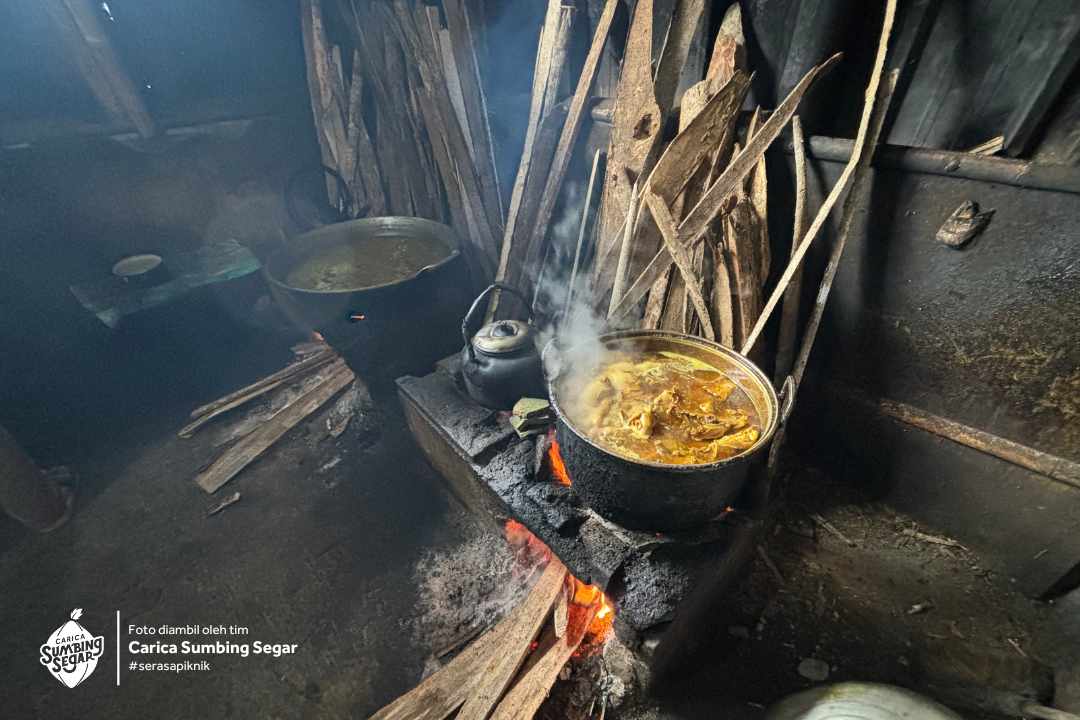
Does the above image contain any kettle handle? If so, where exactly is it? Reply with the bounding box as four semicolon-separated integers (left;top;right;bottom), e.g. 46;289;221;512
462;283;533;361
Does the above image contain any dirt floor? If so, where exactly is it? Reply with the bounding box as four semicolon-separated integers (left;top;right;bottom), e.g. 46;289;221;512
630;468;1079;719
0;299;494;719
1;300;1075;719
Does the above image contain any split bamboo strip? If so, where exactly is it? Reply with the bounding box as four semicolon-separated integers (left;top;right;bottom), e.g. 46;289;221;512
740;0;897;356
773;115;807;384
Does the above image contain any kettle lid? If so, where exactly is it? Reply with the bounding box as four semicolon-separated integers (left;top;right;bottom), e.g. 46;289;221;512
472;320;536;355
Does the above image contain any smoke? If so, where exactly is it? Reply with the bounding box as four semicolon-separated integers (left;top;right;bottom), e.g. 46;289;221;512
533;182;633;400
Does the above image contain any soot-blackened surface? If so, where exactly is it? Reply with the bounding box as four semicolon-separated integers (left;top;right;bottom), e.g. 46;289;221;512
399;361;744;630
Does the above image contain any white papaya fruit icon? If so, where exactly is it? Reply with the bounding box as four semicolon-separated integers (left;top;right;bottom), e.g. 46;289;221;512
39;608;105;688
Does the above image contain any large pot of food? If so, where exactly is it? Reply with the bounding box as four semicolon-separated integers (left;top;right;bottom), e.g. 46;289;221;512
544;330;780;531
265;217;472;381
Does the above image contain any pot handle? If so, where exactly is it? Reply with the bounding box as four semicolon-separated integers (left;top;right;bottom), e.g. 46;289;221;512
777;375;797;425
462;283;533;361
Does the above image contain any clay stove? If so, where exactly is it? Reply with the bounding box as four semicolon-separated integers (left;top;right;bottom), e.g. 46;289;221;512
397;355;769;683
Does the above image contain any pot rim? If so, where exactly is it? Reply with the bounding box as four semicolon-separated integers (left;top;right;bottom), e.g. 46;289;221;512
264;217;461;296
543;329;780;473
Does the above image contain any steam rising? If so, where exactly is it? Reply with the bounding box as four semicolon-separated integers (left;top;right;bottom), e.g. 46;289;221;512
532;183;633;402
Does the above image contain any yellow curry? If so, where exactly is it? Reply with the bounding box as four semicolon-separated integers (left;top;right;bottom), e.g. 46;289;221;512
565;351;760;465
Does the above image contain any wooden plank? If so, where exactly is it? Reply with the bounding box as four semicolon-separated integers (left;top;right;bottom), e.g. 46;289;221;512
679;52;841;250
608;178;642;315
398;2;501;256
416;86;491;284
346;51;387;215
647;72;752;209
507;0;620;311
654;0;710;114
723;199;760;347
490;1;574;319
643;192;714;340
644;75;749;332
375;561;565;720
512;99;570;269
443;0;504;221
704;2;749;97
875;398;1080;491
747;111;771;287
299;0;345;202
194;361;353;494
368;604;515;720
43;0;156;138
709;241;736;347
654;3;748;335
181;351;336;437
609;53;842;322
487;601;597;720
593;0;664;302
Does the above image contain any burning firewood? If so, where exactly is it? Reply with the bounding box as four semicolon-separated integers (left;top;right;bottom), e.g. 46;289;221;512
369;557;567;720
369;524;614;720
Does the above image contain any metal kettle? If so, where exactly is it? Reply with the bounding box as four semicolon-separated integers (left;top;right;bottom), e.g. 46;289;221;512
460;283;546;409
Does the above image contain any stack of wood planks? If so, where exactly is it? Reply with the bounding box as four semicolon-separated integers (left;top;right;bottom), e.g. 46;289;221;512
181;340;364;496
299;0;899;370
369;556;608;720
592;0;824;353
300;0;504;286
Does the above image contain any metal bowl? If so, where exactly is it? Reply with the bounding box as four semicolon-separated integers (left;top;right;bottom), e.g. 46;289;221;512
765;682;964;720
545;330;780;531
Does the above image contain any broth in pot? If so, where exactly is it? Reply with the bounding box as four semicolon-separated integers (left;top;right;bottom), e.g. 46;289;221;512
563;350;761;465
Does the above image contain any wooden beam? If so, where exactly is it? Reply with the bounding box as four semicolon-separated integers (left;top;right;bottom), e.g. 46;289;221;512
43;0;156;138
487;600;597;720
643;191;715;340
653;0;710;114
180;350;336;438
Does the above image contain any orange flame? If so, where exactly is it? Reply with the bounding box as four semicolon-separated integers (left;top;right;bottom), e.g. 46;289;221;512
586;588;615;642
548;438;571;487
502;520;614;647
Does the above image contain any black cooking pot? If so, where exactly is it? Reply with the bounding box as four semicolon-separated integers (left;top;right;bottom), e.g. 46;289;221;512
545;330;781;531
265;218;472;381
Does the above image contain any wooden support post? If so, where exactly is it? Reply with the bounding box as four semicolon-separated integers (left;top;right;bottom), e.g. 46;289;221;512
43;0;156;138
0;425;69;531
